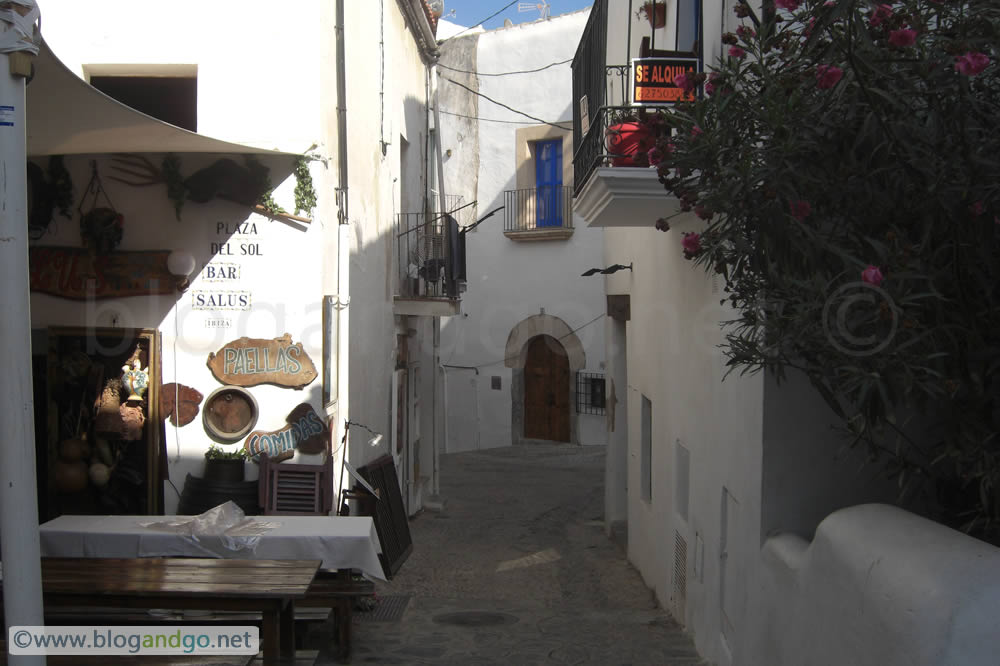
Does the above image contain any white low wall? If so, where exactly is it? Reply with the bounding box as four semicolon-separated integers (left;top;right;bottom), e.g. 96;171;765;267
751;503;1000;666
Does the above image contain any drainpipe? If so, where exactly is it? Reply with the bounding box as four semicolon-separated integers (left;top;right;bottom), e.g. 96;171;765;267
0;2;45;663
335;0;350;472
431;66;447;497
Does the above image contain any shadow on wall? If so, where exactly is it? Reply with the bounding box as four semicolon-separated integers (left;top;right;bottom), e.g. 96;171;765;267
760;368;922;543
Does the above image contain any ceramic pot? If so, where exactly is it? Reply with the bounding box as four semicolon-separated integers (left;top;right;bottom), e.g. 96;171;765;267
606;122;655;167
121;359;149;402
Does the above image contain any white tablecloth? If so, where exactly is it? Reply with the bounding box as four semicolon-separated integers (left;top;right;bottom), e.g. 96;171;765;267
39;515;385;580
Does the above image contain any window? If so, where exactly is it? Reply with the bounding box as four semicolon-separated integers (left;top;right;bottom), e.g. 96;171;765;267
505;126;574;239
641;395;652;502
676;0;701;54
534;139;563;227
87;66;197;132
576;372;606;414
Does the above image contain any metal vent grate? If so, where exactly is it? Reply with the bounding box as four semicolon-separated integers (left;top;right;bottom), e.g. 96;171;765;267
672;530;687;623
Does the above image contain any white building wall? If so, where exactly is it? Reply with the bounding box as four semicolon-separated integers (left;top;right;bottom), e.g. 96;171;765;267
604;220;764;666
439;10;607;452
36;1;330;514
33;0;433;513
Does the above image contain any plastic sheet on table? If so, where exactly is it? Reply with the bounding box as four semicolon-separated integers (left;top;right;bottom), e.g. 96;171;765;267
139;501;279;553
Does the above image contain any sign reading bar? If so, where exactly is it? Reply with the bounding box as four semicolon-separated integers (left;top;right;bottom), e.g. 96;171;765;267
207;334;318;389
29;247;175;300
631;57;700;105
244;402;327;458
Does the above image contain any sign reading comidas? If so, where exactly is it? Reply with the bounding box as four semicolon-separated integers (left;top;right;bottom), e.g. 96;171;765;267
244;402;327;459
631;57;700;105
207;334;317;389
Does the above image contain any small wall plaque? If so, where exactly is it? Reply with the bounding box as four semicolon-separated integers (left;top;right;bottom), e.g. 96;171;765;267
207;333;318;389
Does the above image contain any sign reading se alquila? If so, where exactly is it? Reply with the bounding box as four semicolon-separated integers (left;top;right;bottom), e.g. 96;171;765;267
207;334;317;389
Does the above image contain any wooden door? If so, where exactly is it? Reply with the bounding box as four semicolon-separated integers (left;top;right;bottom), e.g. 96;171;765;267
524;335;570;442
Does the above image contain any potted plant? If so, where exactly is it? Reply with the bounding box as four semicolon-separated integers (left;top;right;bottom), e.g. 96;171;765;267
605;111;659;167
637;1;666;29
203;444;248;483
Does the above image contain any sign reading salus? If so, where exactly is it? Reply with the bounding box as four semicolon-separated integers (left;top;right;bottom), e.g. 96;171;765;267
631;57;700;105
207;334;318;389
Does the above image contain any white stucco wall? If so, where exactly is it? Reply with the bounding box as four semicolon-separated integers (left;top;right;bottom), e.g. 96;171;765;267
438;10;608;452
34;1;330;514
750;504;1000;666
32;0;434;513
603;216;765;666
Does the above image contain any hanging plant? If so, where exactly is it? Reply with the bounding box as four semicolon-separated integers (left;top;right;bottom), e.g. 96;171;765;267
293;156;317;216
78;161;123;254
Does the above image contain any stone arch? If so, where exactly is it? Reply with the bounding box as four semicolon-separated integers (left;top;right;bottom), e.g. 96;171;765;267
504;314;586;372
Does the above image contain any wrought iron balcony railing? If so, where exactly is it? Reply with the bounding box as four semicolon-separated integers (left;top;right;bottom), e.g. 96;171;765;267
396;196;471;299
504;186;574;233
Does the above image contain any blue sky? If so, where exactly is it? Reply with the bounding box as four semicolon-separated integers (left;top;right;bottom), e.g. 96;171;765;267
442;0;593;30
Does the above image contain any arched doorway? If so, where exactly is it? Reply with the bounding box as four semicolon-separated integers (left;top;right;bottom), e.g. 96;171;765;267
523;335;570;442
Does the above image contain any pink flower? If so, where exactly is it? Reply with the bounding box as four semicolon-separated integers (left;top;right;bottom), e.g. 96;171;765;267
888;28;917;47
861;265;884;286
673;72;696;93
704;79;715;95
869;4;893;27
729;46;746;59
816;64;843;89
955;51;990;76
690;125;703;138
775;0;800;10
694;205;714;220
790;200;811;221
736;25;756;40
969;201;985;217
647;146;664;164
681;232;702;259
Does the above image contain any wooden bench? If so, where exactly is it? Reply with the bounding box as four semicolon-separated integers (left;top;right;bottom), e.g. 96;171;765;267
37;557;320;664
297;570;376;661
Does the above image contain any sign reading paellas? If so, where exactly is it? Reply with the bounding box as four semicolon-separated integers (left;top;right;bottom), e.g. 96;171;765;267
207;334;318;389
631;57;700;105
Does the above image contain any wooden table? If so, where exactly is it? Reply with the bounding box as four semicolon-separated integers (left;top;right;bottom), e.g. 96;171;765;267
40;557;320;664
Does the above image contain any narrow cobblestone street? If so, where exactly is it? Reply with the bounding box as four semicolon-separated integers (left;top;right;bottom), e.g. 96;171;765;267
318;444;703;665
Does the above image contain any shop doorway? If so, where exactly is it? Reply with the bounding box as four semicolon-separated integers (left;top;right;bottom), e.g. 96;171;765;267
32;327;163;520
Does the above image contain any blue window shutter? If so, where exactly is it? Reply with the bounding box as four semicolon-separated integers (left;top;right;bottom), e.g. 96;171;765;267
535;140;563;227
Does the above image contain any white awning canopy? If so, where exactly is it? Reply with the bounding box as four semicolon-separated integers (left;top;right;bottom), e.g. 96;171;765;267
26;39;297;160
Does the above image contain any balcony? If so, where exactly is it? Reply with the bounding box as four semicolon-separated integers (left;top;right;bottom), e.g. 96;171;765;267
570;0;702;228
393;198;470;317
503;186;574;241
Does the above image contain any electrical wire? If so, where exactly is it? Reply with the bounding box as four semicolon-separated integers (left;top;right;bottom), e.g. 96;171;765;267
440;76;572;130
442;0;519;41
436;108;545;124
455;313;607;371
436;58;573;77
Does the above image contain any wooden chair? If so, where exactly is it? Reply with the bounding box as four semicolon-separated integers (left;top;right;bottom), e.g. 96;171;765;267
258;442;334;516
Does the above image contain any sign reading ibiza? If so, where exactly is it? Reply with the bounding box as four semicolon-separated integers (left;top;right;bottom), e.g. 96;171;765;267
207;334;318;389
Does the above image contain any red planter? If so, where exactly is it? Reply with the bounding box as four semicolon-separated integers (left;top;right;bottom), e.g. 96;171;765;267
606;122;655;167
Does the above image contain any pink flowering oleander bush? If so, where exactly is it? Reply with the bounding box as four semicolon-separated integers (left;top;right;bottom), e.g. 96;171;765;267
649;0;1000;539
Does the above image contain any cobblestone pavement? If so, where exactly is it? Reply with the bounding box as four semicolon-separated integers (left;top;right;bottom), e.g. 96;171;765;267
314;444;705;665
